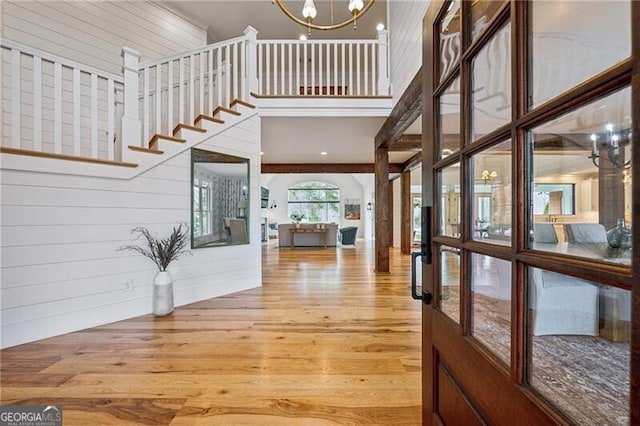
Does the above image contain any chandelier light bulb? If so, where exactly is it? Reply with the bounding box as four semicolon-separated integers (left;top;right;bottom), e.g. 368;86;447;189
349;0;365;13
273;0;375;32
302;0;317;20
606;123;614;132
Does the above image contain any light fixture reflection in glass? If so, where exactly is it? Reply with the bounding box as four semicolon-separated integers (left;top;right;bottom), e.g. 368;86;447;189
588;123;631;169
481;169;497;185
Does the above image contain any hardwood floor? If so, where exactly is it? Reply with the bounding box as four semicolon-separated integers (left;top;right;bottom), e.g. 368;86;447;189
0;242;422;425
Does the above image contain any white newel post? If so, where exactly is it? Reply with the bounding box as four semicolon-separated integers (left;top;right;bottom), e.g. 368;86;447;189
121;47;141;162
377;29;390;96
244;26;259;99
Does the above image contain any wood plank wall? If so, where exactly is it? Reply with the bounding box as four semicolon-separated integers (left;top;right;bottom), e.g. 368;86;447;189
388;0;429;105
1;1;206;75
0;116;262;349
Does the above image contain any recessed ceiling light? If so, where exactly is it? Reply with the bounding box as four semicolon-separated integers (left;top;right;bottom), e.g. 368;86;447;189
299;35;307;41
376;23;385;31
320;151;327;156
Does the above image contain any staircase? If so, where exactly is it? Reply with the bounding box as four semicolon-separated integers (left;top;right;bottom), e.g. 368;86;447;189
0;26;392;178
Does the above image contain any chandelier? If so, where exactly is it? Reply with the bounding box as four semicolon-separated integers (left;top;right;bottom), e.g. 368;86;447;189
273;0;376;35
588;123;631;169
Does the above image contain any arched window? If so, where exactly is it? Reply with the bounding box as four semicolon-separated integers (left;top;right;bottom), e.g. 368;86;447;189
288;182;340;223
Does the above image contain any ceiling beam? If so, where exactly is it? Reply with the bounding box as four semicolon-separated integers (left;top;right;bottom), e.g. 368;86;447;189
389;134;422;152
402;152;422;171
375;68;422;149
262;163;404;174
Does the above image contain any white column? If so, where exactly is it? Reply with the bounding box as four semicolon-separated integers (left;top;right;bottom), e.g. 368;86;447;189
376;29;390;96
244;26;259;98
121;46;141;161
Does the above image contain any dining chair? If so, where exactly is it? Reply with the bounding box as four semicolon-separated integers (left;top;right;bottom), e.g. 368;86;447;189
563;223;607;243
533;223;558;244
495;259;599;336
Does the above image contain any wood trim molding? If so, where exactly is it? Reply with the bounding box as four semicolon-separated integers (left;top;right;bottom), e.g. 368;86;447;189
261;163;404;174
0;146;138;168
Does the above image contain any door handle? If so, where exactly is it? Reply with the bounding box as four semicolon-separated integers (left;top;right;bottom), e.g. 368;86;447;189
411;252;432;304
411;206;434;304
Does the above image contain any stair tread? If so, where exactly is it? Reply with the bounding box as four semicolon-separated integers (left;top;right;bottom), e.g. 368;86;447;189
213;106;241;116
230;99;256;109
129;145;164;155
173;123;207;136
195;114;225;125
0;146;138;168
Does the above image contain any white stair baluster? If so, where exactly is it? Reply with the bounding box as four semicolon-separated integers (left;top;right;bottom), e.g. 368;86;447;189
73;68;81;156
91;73;98;158
156;65;162;134
33;55;42;151
54;62;62;153
143;66;150;142
107;78;114;160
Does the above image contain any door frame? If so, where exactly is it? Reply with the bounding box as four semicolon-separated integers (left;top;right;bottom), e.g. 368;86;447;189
420;0;639;423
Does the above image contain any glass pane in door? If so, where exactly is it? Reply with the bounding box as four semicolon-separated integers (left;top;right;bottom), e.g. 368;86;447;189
438;245;460;323
528;266;629;425
470;0;507;42
472;140;512;245
471;22;511;141
439;0;461;82
439;77;461;158
529;87;632;264
439;163;461;237
471;253;511;365
530;0;631;108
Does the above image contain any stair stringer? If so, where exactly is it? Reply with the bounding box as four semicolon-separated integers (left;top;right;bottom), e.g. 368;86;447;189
125;107;258;180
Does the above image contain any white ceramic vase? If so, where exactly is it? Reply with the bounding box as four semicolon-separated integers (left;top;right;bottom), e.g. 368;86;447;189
153;271;174;316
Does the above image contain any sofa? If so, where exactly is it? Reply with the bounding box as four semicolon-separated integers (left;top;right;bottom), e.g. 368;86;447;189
278;223;338;247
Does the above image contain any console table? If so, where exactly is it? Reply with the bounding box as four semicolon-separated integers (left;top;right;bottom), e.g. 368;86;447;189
289;228;327;248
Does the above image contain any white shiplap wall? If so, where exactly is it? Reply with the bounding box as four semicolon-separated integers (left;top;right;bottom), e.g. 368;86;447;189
1;0;207;75
0;116;262;348
388;0;430;104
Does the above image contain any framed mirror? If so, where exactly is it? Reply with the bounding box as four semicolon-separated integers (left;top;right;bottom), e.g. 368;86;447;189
191;148;250;248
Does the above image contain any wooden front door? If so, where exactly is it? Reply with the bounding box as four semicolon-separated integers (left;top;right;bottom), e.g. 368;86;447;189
419;1;639;424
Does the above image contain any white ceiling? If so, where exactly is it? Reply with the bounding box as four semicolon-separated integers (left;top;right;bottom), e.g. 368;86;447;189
165;0;421;167
166;0;388;42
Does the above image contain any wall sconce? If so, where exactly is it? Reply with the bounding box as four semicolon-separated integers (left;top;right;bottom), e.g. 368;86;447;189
481;169;497;185
366;202;372;210
270;201;277;209
589;123;631;169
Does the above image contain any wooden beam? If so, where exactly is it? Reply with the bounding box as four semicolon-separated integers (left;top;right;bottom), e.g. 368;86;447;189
375;69;422;149
389;180;394;246
401;171;412;254
375;146;390;273
402;152;423;172
261;163;404;174
389;134;422;152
